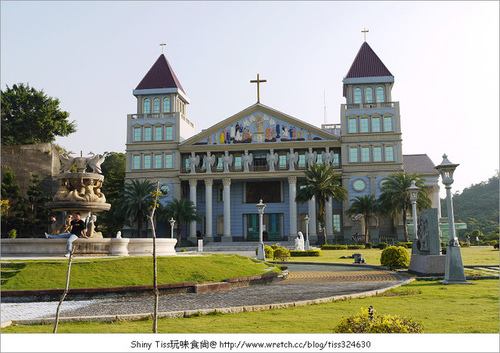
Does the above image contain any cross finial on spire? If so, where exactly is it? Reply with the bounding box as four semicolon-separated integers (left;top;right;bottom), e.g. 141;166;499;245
362;28;369;42
159;41;166;54
250;73;267;103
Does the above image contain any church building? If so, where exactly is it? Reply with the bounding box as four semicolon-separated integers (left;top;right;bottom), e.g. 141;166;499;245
125;40;440;244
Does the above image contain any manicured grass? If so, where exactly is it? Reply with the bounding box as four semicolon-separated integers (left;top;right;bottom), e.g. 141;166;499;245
3;279;498;333
1;254;281;291
296;246;499;266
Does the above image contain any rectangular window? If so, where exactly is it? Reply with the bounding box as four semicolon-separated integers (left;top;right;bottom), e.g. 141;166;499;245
154;154;162;169
144;127;152;141
316;154;322;164
332;152;340;168
245;181;281;203
361;147;370;162
360;118;369;133
333;213;341;233
349;147;358;163
165;126;173;140
279;155;286;169
373;146;382;162
372;117;381;132
165;154;173;168
348;118;357;133
144;155;151;169
298;154;306;168
385;146;394;161
155;126;162;141
133;155;141;169
234;156;242;170
217;184;224;202
134;127;141;141
216;156;223;171
384;117;393;131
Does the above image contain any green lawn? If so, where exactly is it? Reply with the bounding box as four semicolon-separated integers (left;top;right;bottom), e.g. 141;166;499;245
3;279;498;333
1;254;281;290
297;246;499;266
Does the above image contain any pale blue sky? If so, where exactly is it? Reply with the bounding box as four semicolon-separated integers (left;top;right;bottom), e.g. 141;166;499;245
2;1;498;194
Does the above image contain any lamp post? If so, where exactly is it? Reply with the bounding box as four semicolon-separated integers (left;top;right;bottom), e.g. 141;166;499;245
256;199;266;261
304;215;310;250
435;154;469;284
169;218;176;239
407;181;420;255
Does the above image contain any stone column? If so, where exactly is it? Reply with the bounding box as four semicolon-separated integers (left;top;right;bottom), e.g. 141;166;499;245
308;196;317;243
325;197;333;238
204;178;213;240
189;179;197;240
288;176;297;239
222;178;231;241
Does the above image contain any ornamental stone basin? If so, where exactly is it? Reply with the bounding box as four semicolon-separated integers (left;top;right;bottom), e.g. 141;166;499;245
0;238;177;257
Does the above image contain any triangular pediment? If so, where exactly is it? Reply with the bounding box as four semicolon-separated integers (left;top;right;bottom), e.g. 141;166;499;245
180;103;338;148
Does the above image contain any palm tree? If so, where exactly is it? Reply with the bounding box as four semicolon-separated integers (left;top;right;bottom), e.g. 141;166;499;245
378;172;432;241
158;198;201;246
295;163;348;245
346;194;379;244
118;179;156;238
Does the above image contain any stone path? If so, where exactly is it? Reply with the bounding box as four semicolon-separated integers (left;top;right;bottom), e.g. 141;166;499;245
1;263;409;325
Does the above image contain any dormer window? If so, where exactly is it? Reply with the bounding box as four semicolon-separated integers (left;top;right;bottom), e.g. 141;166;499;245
365;87;373;103
143;98;151;114
376;86;385;102
354;88;362;104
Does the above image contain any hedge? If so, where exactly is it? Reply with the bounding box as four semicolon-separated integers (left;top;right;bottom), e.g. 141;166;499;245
290;249;322;257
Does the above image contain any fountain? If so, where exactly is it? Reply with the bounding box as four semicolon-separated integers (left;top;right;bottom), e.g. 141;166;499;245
1;152;177;257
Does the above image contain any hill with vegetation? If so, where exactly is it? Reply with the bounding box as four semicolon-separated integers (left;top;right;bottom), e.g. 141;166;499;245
441;173;499;241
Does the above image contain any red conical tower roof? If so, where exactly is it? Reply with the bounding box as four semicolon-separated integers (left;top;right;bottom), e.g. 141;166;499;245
345;42;393;78
135;54;186;95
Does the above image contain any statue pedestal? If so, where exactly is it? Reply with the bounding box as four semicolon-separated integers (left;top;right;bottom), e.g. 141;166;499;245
441;245;471;284
408;254;446;276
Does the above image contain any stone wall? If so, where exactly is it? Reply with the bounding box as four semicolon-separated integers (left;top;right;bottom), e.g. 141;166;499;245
1;143;60;198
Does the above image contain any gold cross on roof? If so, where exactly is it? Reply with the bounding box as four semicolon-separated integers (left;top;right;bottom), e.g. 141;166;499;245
362;28;369;42
159;41;166;54
250;73;267;103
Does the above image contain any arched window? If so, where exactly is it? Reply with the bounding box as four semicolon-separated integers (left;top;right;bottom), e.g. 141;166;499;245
163;97;170;113
143;98;151;114
376;87;385;102
365;87;373;103
354;88;362;104
153;98;160;113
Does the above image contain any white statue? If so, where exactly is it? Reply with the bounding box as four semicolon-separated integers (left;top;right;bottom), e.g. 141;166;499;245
222;151;233;172
116;231;122;238
189;152;200;174
295;231;305;251
59;151;76;173
266;150;278;171
87;152;106;174
305;150;317;167
322;149;331;165
242;151;253;172
203;152;216;174
87;214;103;238
287;150;298;171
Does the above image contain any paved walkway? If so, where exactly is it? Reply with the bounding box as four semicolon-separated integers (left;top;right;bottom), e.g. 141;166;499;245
1;262;410;326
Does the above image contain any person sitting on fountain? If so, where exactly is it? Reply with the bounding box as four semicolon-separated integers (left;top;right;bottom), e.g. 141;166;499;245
45;212;88;257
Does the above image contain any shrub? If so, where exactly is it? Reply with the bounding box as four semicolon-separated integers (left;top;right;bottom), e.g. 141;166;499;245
380;246;410;269
290;249;322;257
494;243;499;250
377;242;388;249
334;308;424;333
365;242;373;249
459;241;470;247
270;244;280;250
7;229;17;239
397;242;413;249
255;245;274;260
321;244;348;250
273;247;290;261
347;245;365;250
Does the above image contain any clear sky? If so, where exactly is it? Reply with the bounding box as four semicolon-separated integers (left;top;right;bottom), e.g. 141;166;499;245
2;1;498;195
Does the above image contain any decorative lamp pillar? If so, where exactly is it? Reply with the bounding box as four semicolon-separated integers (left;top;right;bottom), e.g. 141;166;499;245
304;215;310;250
256;199;267;261
407;181;420;242
169;218;176;239
435;154;469;284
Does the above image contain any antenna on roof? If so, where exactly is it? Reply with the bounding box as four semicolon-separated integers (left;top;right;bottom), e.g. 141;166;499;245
324;90;327;124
